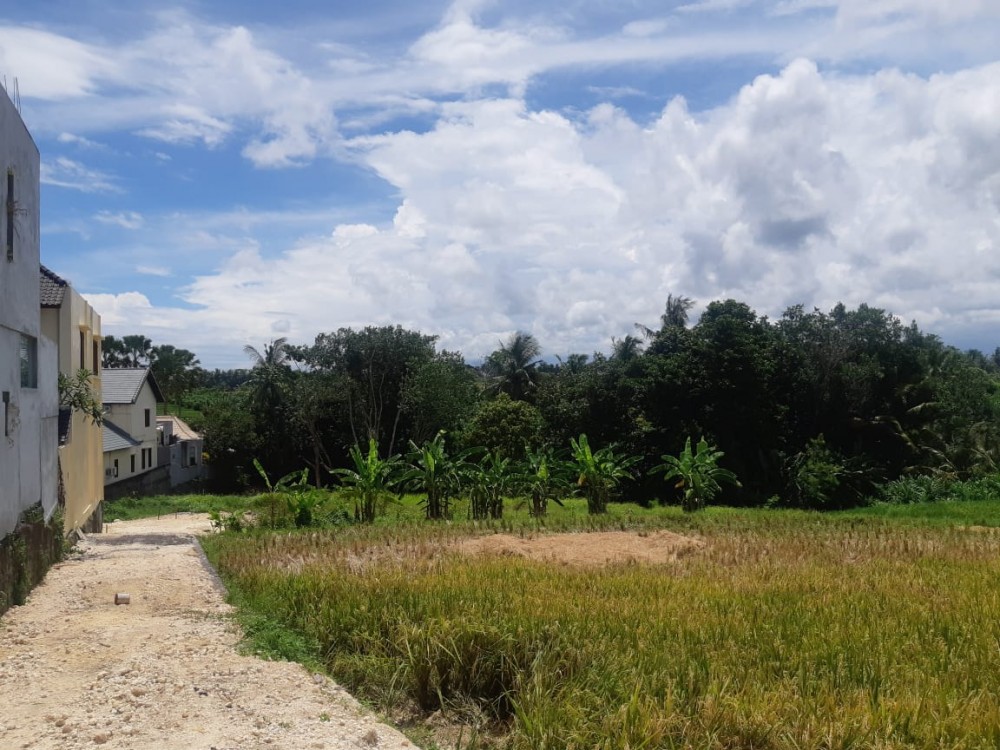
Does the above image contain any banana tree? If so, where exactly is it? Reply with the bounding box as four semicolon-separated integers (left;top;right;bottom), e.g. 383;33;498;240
521;446;570;517
650;436;740;512
569;434;641;514
253;459;314;527
332;438;401;523
465;450;517;520
399;432;466;520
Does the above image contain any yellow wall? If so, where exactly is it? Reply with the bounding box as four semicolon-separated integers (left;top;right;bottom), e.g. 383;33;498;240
41;287;103;532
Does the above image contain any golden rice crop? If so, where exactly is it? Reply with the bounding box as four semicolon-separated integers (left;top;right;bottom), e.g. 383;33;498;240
204;504;1000;749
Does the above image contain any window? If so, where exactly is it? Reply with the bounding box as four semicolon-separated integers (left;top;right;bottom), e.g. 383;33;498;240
6;169;13;262
145;408;151;427
141;449;146;470
2;391;9;437
79;330;85;370
113;458;119;478
19;335;37;388
131;454;135;473
93;340;99;373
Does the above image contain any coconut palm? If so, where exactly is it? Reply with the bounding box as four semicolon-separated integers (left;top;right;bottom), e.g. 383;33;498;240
243;337;291;368
636;294;695;339
611;335;644;362
483;331;542;401
243;338;291;414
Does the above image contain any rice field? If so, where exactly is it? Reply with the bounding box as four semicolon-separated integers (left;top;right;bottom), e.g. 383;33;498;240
202;500;1000;749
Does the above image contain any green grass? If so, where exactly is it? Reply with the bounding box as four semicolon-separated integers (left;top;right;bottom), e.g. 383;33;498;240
199;496;1000;749
103;493;251;521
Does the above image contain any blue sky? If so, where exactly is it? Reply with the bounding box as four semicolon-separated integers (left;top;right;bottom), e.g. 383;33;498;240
3;0;1000;367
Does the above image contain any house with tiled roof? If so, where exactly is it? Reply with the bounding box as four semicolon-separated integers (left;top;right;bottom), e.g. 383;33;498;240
156;414;207;488
101;368;166;497
39;264;104;533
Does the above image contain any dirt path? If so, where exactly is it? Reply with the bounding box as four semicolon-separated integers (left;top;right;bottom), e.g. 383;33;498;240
0;514;416;750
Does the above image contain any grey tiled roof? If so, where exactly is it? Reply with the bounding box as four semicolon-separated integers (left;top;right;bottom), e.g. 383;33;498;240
102;368;165;404
39;265;68;307
103;419;141;453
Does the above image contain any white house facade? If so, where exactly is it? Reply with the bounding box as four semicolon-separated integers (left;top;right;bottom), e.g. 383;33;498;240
0;86;58;536
101;368;164;491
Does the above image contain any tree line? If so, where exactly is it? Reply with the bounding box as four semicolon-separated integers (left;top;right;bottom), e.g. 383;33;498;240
105;295;1000;510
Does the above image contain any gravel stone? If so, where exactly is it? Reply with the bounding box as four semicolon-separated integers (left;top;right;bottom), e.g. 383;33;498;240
0;514;416;749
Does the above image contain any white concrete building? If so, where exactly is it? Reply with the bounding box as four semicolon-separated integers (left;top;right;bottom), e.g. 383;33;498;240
0;86;58;535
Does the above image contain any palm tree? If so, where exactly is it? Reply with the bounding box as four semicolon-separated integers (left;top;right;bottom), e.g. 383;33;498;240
243;338;292;429
636;294;695;339
557;353;589;374
662;294;695;329
121;334;153;368
243;337;290;368
611;335;644;362
483;331;542;401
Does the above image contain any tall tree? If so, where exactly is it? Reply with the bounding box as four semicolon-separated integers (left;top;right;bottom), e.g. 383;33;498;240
244;338;292;414
101;335;127;368
662;294;695;329
483;331;542;401
637;294;695;340
122;334;153;368
243;337;291;368
290;326;438;456
611;335;644;362
402;353;480;445
151;344;201;414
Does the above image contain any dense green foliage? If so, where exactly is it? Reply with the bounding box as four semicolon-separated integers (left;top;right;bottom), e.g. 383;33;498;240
112;295;1000;509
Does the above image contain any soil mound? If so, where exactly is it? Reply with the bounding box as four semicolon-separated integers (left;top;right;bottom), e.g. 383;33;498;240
455;529;704;567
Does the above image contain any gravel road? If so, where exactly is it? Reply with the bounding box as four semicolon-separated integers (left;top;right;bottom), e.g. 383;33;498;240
0;514;416;750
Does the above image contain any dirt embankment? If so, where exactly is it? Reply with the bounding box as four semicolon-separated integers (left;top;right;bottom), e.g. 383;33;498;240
0;514;415;750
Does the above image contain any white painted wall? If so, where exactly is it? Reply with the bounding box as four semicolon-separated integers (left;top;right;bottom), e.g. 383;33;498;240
104;379;161;486
0;86;56;535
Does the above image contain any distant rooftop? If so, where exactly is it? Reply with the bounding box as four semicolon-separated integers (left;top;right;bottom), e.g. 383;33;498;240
39;265;67;308
102;419;141;453
102;368;164;404
156;415;202;442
